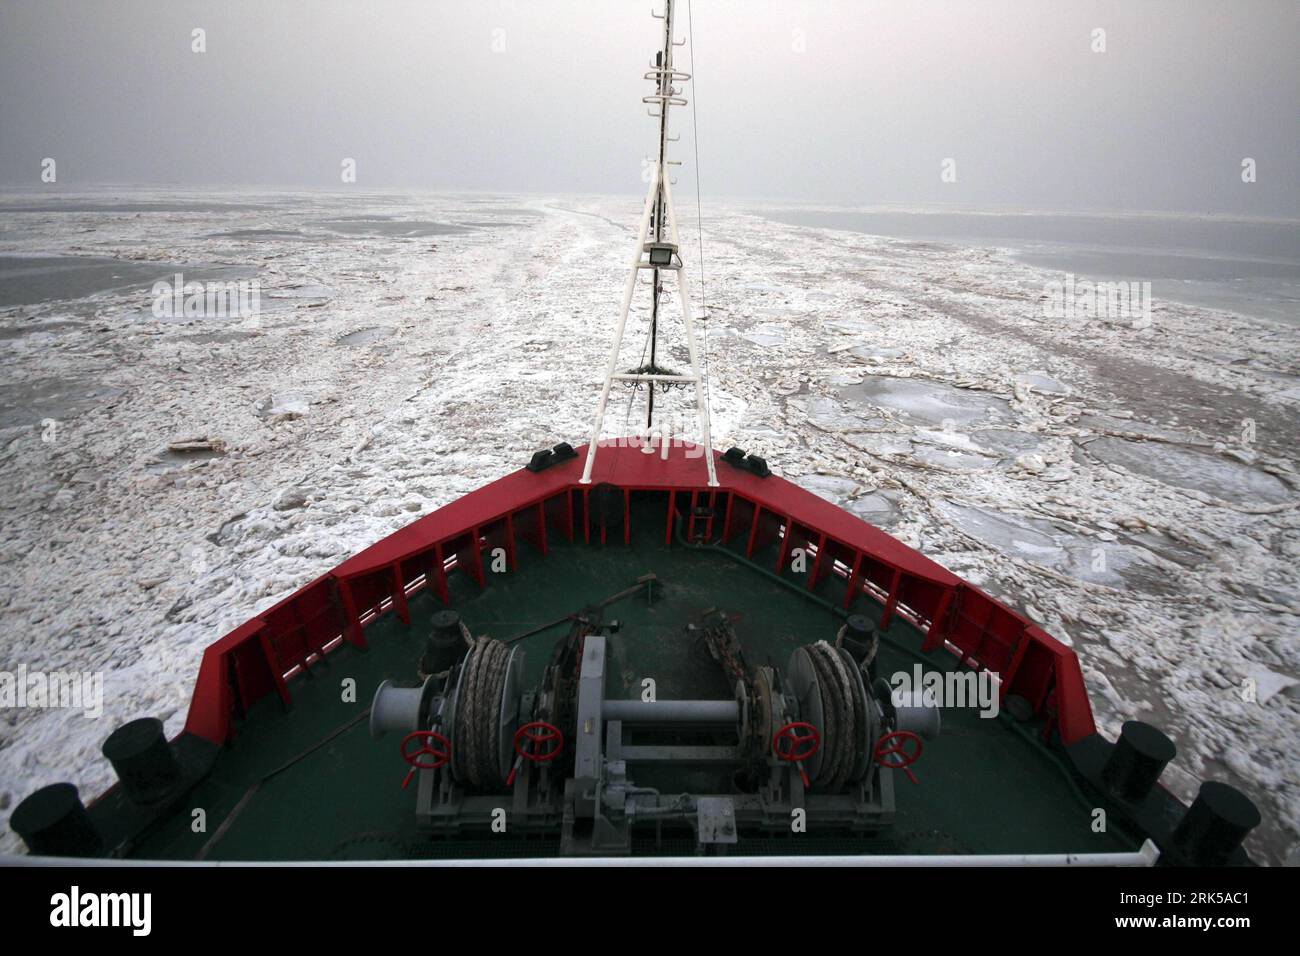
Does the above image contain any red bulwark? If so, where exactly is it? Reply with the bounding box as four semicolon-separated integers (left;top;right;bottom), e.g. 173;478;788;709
184;442;1096;748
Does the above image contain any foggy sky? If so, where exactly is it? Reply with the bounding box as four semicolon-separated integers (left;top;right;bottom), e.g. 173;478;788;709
1;0;1296;217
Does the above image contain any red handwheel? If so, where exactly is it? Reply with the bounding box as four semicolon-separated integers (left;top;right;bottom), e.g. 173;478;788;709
507;721;564;786
773;721;820;789
399;730;450;790
874;730;923;785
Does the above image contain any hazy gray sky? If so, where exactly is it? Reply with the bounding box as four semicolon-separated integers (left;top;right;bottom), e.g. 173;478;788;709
1;0;1296;216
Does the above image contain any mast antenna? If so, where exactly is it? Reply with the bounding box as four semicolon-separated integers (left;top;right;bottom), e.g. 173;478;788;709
580;0;718;487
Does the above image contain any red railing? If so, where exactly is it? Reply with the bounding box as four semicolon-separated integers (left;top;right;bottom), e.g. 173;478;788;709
184;444;1095;748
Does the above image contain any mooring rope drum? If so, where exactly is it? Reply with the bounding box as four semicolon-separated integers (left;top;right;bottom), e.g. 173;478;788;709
807;643;846;789
749;667;778;768
449;640;476;784
474;640;500;789
463;639;485;787
470;640;493;787
450;637;512;791
821;641;861;792
783;641;872;793
838;646;868;783
483;639;512;788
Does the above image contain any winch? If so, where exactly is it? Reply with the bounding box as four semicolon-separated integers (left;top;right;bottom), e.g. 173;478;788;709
372;600;941;855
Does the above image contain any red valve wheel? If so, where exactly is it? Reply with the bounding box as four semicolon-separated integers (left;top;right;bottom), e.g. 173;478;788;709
772;721;820;788
507;721;564;786
399;730;450;790
874;730;923;785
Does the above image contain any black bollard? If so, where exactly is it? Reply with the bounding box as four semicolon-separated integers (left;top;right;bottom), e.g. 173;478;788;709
421;609;465;675
1102;721;1176;801
10;782;103;856
839;614;878;677
1166;781;1261;866
101;717;181;804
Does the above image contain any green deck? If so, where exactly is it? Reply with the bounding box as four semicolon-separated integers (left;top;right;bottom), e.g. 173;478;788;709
132;502;1139;860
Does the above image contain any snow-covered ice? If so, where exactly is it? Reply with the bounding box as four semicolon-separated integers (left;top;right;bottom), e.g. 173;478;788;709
0;189;1296;864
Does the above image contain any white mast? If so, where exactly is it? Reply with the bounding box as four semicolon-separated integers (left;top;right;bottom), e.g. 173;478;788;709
580;0;719;488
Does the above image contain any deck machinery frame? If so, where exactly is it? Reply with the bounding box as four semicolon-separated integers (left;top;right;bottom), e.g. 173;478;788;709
406;630;896;856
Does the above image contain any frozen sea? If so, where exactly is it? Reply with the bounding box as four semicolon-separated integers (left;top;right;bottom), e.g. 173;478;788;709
0;188;1296;864
763;206;1300;326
